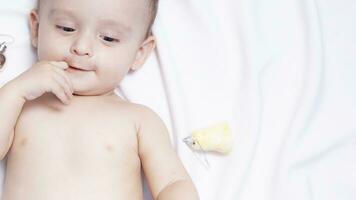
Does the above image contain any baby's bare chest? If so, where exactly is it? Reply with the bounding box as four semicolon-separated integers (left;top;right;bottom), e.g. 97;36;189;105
3;97;144;200
10;100;140;170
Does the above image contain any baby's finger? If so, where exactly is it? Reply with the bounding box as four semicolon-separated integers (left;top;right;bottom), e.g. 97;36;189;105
49;61;69;70
56;61;69;69
50;81;70;105
53;67;73;93
52;73;73;100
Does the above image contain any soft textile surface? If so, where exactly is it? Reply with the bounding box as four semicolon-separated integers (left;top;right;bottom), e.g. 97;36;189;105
1;0;356;199
121;0;356;199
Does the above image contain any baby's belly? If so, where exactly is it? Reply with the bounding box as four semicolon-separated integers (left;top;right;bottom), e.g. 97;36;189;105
2;129;142;200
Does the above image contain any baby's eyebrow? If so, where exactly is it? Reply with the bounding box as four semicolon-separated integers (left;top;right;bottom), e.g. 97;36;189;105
99;19;132;34
49;9;76;19
48;9;132;34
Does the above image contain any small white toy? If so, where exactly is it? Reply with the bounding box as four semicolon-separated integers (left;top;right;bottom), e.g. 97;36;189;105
183;122;233;154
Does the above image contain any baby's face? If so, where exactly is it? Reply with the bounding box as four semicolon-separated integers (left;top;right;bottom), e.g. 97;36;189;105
30;0;155;95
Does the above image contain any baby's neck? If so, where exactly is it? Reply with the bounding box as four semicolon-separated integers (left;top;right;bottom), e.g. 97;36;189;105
73;90;116;97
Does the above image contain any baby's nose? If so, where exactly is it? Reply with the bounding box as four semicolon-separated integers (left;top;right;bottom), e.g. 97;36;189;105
70;37;93;57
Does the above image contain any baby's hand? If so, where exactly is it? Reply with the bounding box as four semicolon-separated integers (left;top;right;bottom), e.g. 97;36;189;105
11;61;73;105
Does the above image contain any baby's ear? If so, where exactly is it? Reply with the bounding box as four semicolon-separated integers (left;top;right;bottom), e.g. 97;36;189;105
29;9;40;48
131;35;156;71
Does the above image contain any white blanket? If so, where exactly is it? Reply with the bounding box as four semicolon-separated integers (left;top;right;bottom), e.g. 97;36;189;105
1;0;356;199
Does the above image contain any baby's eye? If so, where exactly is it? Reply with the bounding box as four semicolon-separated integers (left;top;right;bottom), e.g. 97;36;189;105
56;25;76;32
100;35;120;43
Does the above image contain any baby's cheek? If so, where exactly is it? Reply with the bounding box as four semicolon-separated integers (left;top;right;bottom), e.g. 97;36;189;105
111;66;126;80
37;31;69;61
37;40;62;61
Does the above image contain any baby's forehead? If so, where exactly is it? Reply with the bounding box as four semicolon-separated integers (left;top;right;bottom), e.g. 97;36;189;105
39;0;151;14
42;0;150;27
38;0;156;37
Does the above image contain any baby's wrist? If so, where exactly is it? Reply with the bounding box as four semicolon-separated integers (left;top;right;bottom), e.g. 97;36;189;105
1;82;27;103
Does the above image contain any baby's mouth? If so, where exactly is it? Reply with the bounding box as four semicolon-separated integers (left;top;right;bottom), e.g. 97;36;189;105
66;66;90;73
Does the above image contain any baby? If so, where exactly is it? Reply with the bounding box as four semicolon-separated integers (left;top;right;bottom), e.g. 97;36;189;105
0;0;199;199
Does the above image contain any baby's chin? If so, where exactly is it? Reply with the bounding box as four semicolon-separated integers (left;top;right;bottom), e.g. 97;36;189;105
65;72;118;97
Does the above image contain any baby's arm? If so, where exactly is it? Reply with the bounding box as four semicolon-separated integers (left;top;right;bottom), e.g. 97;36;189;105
137;107;199;200
0;84;26;159
0;61;73;160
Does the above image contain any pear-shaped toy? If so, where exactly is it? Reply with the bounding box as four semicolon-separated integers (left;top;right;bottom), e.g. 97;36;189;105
183;122;233;154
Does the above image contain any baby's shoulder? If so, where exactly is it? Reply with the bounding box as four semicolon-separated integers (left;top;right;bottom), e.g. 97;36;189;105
108;99;160;123
104;99;167;136
119;103;168;135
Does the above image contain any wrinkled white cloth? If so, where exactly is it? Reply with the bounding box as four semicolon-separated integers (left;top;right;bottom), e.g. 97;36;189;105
122;0;356;199
1;0;356;199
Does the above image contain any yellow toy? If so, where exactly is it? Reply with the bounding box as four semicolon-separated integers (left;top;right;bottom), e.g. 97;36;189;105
183;122;233;154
